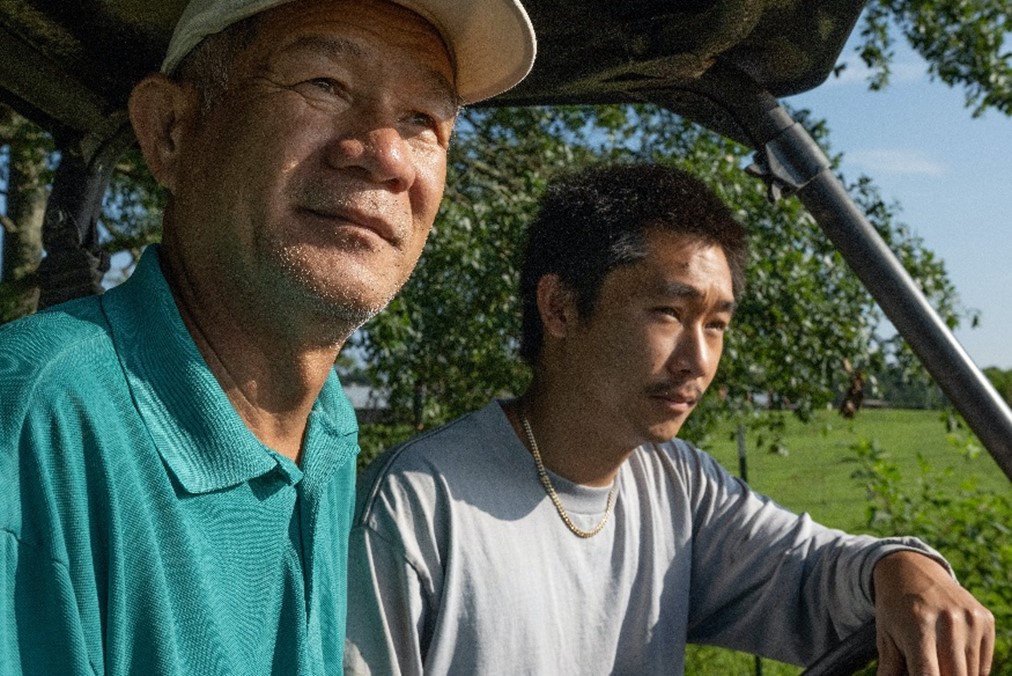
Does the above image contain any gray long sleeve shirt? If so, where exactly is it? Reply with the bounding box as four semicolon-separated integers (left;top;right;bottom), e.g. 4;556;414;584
346;401;946;675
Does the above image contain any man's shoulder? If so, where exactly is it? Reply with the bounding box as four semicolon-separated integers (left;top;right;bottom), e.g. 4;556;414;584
1;298;122;534
364;404;502;478
0;297;124;430
1;297;114;388
355;402;513;514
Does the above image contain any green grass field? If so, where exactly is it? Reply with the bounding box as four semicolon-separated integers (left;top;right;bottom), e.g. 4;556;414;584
688;408;1011;675
696;407;1009;532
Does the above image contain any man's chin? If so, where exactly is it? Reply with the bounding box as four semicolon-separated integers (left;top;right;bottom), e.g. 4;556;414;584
261;274;392;340
270;250;405;315
644;418;688;444
307;286;391;328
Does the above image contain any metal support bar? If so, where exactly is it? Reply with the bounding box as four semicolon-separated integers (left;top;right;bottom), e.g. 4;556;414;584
648;66;1012;478
753;105;1012;480
37;128;132;309
648;64;1012;479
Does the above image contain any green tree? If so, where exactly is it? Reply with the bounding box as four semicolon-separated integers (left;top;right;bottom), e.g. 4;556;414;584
0;106;52;319
983;367;1012;406
99;147;168;281
351;107;606;428
874;363;948;409
0;103;165;324
852;436;1012;672
3;1;1007;324
857;0;1011;116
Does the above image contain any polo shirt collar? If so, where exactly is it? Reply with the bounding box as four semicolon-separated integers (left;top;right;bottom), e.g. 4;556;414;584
100;245;357;494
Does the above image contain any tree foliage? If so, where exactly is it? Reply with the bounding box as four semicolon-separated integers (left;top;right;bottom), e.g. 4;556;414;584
852;435;1012;671
100;147;168;281
0;1;992;449
983;367;1012;407
0;100;165;322
3;0;1005;325
352;105;968;450
857;0;1011;116
0;106;53;318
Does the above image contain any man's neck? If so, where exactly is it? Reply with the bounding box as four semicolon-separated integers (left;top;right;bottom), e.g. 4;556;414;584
193;330;339;464
161;249;346;464
507;385;637;488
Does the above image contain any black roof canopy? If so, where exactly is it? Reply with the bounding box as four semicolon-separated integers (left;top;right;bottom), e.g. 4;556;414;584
0;0;864;144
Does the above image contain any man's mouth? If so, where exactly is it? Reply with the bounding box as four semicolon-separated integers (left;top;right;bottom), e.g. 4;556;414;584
647;383;703;409
300;204;400;246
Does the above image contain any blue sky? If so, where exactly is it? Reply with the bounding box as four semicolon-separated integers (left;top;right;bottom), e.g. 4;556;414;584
785;36;1012;369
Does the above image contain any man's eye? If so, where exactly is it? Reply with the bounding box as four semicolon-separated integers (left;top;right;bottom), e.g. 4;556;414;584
706;317;731;333
307;78;341;95
406;111;438;132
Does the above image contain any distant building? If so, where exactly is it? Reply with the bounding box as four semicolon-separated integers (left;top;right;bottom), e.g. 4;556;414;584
343;384;389;424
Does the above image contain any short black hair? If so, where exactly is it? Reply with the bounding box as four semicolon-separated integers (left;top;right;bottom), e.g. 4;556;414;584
518;163;748;365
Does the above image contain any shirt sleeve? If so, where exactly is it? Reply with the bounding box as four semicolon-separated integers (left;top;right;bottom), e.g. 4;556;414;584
2;370;103;675
2;531;97;674
345;524;430;676
679;443;949;666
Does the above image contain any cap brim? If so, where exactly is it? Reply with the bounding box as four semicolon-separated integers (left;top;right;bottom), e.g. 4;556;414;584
162;0;537;105
393;0;536;104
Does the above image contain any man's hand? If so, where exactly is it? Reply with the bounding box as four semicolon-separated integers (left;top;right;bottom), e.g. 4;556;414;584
873;551;995;675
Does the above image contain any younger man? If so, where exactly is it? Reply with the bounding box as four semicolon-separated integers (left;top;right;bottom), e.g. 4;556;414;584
346;164;994;675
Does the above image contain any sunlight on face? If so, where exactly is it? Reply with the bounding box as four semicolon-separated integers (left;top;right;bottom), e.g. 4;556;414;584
562;230;735;447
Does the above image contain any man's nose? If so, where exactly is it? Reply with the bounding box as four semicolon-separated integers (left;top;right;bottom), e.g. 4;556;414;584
326;123;416;192
667;325;709;378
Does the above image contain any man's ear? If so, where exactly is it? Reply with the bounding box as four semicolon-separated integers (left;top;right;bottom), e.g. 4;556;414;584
536;274;580;340
128;73;197;193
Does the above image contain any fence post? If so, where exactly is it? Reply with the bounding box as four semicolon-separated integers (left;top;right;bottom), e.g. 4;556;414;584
737;423;763;676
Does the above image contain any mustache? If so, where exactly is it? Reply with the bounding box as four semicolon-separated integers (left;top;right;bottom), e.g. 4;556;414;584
289;182;403;234
644;381;704;401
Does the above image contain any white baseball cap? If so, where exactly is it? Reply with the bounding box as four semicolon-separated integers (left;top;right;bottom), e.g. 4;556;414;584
161;0;537;104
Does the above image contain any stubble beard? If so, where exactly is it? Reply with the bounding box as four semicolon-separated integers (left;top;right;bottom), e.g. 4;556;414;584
251;180;427;342
264;241;408;339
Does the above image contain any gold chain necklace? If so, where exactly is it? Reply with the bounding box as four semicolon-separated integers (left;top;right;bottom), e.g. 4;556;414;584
519;410;616;538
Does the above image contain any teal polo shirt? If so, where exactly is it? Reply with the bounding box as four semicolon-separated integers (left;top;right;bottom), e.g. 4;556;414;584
1;246;359;674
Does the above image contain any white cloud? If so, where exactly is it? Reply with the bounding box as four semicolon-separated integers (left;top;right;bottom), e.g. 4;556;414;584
845;148;946;175
823;59;926;87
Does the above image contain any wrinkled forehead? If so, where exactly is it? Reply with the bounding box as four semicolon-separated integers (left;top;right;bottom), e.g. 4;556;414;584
164;0;535;104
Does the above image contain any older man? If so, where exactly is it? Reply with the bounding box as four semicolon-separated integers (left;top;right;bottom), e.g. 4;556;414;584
347;164;994;675
0;0;534;672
